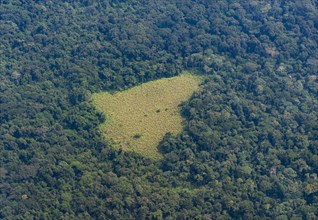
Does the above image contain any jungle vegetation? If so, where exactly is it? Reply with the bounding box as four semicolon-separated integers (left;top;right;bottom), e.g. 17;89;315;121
1;0;318;219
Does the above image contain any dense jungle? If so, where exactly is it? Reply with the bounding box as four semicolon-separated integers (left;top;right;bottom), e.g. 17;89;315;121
1;0;318;219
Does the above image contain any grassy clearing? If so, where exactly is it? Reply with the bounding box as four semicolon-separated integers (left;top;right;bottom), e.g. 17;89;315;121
92;73;201;159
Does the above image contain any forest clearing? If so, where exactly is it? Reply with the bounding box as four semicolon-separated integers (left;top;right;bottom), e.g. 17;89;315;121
92;74;201;159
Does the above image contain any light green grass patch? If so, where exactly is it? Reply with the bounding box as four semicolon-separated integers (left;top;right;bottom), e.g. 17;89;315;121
92;74;201;159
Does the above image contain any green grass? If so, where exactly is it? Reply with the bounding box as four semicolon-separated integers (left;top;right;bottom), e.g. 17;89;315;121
92;73;201;159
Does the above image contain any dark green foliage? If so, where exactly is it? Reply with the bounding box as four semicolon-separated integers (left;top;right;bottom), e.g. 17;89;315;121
1;0;318;219
132;133;142;139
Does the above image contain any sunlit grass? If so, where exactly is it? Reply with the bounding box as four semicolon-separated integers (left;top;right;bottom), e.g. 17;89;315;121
92;73;201;159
